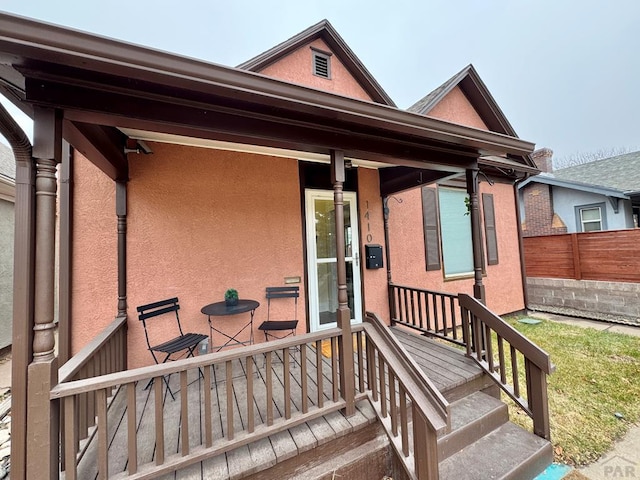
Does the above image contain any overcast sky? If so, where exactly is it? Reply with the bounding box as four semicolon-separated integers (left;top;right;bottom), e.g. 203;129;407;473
1;0;639;163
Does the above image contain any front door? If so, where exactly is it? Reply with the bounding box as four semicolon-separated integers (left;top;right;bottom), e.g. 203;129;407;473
305;189;363;331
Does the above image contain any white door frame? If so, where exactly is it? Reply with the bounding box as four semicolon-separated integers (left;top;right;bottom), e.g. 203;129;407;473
305;189;363;332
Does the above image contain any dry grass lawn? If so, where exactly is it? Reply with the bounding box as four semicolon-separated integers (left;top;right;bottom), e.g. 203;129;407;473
502;317;640;466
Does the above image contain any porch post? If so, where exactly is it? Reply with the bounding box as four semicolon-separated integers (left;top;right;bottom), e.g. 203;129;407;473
330;150;355;416
27;107;61;480
116;181;127;316
58;141;72;365
7;115;35;480
466;167;486;303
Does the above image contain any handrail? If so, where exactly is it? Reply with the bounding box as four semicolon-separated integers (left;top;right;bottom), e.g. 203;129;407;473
364;312;449;479
458;295;553;374
52;327;341;399
389;283;464;346
58;314;127;383
364;313;449;432
458;294;553;439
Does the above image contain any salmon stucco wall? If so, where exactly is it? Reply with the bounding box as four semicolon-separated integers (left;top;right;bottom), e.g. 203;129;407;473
387;181;524;315
357;168;389;322
259;38;373;102
124;144;306;368
72;153;118;353
426;86;489;130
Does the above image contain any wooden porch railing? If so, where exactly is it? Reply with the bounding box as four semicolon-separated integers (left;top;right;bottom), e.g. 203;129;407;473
389;284;464;347
51;328;356;479
458;294;554;439
361;312;449;480
50;315;451;479
58;314;128;464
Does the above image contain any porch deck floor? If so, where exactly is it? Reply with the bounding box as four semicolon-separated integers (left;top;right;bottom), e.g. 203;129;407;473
75;329;483;480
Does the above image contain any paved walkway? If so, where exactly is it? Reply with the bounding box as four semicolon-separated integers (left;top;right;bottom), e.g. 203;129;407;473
529;311;640;480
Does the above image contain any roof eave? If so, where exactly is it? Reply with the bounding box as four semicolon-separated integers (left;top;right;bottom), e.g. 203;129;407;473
0;12;534;160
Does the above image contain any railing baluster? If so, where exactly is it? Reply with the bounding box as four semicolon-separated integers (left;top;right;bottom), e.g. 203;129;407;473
368;341;378;402
475;316;483;362
284;347;292;419
403;288;409;325
331;336;338;402
357;331;365;393
431;293;440;332
511;345;520;398
97;389;108;480
266;352;274;426
389;370;398;437
417;291;424;330
204;364;213;447
226;360;234;440
154;377;164;465
87;362;95;429
410;290;416;328
301;346;308;414
399;384;409;457
450;296;458;339
497;336;506;384
180;370;189;456
486;326;494;373
379;355;387;418
462;307;472;356
315;341;323;409
127;382;137;474
425;292;431;331
64;396;77;480
247;356;255;433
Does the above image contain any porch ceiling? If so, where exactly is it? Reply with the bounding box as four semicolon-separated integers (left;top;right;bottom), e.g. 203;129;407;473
0;13;535;182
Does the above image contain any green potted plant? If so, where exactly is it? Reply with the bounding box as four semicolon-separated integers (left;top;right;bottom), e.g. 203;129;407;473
224;288;239;307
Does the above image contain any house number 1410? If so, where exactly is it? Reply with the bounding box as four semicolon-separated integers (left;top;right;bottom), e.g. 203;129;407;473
364;201;373;243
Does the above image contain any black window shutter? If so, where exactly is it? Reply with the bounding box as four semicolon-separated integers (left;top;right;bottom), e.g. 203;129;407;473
422;187;441;271
482;193;499;265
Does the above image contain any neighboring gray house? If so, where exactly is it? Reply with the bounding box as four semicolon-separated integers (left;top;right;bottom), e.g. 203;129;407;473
519;148;639;237
0;142;14;351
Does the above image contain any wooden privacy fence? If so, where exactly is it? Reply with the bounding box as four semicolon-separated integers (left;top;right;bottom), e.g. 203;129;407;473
523;230;640;283
51;315;450;480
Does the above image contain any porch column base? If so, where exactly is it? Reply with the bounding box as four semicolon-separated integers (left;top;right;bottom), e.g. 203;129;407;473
26;358;59;480
337;306;355;416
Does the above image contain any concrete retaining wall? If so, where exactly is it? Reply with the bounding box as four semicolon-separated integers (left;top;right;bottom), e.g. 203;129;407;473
526;277;640;325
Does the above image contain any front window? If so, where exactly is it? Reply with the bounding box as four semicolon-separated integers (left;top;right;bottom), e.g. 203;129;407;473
438;188;474;277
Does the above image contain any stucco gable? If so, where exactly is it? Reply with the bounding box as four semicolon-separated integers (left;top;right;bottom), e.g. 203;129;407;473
238;19;395;106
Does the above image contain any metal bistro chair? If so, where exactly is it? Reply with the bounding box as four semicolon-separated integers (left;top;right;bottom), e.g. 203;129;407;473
258;286;299;341
137;297;208;399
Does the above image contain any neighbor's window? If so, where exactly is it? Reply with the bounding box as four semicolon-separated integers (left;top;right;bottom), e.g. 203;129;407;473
576;204;606;232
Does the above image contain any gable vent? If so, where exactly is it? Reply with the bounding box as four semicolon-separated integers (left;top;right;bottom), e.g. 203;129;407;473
313;52;331;79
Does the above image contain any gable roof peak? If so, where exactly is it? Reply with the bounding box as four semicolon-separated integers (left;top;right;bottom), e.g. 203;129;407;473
237;19;395;106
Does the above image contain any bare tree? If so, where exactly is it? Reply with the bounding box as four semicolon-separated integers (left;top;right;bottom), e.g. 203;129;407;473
554;146;637;169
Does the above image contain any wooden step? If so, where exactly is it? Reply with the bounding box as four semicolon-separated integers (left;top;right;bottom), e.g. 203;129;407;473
437;391;509;461
439;422;552;480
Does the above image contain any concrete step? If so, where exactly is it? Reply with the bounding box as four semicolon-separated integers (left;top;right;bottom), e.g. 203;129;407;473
439;422;553;480
437;390;509;461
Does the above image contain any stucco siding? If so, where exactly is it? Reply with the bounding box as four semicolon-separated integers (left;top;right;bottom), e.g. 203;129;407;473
258;38;374;102
357;167;389;321
0;198;13;350
426;86;489;130
387;181;524;315
552;186;633;232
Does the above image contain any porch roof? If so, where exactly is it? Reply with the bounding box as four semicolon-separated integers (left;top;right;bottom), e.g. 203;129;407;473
0;12;535;182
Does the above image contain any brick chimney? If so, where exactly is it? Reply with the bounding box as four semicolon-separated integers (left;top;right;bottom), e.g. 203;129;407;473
532;148;553;173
